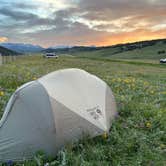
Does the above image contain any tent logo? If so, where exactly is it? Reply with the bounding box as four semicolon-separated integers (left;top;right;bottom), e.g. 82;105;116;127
86;106;102;120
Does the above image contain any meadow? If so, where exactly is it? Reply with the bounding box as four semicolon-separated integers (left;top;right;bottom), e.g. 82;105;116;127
72;40;166;60
0;55;166;165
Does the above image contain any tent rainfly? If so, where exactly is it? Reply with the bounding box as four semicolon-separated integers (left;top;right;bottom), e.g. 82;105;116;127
0;68;117;161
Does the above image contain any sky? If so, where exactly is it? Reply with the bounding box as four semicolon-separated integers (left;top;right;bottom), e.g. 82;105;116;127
0;0;166;47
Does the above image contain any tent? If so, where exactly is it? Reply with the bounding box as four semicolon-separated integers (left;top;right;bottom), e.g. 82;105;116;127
0;68;117;161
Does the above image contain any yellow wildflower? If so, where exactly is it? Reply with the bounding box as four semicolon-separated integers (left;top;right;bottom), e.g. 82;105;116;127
150;91;154;94
146;122;152;128
161;91;166;95
144;82;149;86
102;132;108;139
32;77;37;80
0;91;4;96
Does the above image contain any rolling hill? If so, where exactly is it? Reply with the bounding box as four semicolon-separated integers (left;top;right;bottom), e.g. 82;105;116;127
43;46;98;54
77;39;166;60
0;43;43;53
43;39;166;60
0;46;19;56
74;39;166;60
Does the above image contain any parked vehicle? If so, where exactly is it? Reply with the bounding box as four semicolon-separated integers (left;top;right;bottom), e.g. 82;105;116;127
44;53;58;58
160;58;166;63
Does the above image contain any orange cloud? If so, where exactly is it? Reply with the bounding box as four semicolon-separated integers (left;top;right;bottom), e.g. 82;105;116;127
0;37;8;42
39;28;166;48
91;29;166;46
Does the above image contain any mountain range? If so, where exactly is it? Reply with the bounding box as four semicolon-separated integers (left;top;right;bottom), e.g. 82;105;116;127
0;39;165;59
0;43;43;53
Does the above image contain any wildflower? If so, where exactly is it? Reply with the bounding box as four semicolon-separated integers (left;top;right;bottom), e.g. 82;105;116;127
33;77;37;80
146;122;152;128
124;79;129;84
160;144;165;149
161;91;166;95
150;90;154;94
117;78;121;82
0;91;4;96
102;132;108;139
144;81;149;86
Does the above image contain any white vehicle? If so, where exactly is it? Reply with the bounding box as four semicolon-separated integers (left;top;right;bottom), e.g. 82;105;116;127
160;58;166;63
44;53;58;58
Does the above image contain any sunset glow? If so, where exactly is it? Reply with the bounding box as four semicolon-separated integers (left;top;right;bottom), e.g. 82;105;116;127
0;0;165;47
0;37;8;43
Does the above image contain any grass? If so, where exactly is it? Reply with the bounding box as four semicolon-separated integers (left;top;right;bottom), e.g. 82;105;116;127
109;42;166;59
73;41;166;60
0;55;166;165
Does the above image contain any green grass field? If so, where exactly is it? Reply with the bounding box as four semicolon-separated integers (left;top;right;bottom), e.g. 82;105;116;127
0;55;166;165
73;41;166;60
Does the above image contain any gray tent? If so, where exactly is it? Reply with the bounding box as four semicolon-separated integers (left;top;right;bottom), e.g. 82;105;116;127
0;68;117;161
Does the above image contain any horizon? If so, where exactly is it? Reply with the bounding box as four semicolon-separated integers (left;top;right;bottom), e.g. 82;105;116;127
0;0;166;47
1;38;166;49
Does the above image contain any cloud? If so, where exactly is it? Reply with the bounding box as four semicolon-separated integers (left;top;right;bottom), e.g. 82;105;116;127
0;0;165;47
97;29;166;46
0;37;8;42
13;3;37;9
0;8;37;20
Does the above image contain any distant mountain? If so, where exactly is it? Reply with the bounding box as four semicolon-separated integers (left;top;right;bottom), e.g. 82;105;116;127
48;45;73;49
0;43;43;53
0;46;19;56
